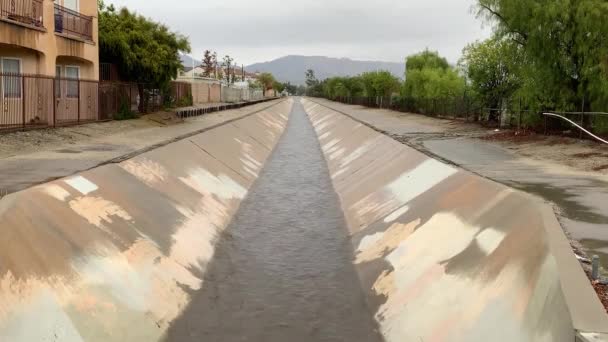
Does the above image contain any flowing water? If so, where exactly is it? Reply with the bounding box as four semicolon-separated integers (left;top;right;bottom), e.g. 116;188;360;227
165;100;383;342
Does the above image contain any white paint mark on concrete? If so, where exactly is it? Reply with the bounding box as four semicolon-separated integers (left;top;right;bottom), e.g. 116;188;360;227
65;176;98;195
384;205;410;223
475;228;506;255
357;232;385;252
180;168;246;200
388;159;457;205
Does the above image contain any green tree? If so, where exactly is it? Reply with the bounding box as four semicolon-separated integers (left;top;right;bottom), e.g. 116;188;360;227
222;55;234;84
360;71;400;98
98;1;190;110
305;69;324;96
212;52;219;79
282;82;297;95
476;0;608;111
305;69;319;88
273;81;285;93
257;73;276;96
460;38;522;108
403;50;465;100
296;85;307;96
406;49;450;72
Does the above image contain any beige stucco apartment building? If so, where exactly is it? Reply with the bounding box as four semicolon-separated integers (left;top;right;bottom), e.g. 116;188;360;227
0;0;99;127
0;0;98;78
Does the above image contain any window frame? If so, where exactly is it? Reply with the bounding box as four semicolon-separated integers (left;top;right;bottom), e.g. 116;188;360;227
1;57;23;99
55;65;62;99
61;65;80;99
54;0;79;12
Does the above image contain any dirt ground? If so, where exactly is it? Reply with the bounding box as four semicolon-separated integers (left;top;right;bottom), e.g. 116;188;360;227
0;103;231;159
480;130;608;174
0;118;156;159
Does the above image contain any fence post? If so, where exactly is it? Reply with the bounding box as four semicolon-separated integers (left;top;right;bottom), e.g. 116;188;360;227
580;97;585;139
77;79;81;124
52;78;56;127
518;97;522;131
22;75;26;128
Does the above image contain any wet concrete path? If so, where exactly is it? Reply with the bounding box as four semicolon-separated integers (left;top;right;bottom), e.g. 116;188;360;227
165;99;383;341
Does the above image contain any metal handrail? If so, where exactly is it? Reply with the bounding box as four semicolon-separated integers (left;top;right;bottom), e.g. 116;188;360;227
53;3;92;41
0;0;43;27
543;112;608;145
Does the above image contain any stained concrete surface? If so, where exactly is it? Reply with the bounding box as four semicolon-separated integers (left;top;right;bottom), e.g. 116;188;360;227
424;138;608;267
0;100;283;194
0;100;292;341
164;100;383;342
311;98;608;272
302;98;608;341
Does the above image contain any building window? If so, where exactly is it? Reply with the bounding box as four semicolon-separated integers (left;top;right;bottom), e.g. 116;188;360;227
56;65;80;98
55;66;62;98
65;66;79;98
1;58;22;99
55;0;79;11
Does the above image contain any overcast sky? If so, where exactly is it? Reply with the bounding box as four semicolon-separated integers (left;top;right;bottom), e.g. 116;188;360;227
105;0;492;66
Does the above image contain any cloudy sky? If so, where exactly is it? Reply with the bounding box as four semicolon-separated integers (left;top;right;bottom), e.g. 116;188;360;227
105;0;493;66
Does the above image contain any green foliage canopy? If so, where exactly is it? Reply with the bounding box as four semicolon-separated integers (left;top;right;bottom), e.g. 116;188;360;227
460;38;523;108
403;50;465;99
477;0;608;111
98;1;191;86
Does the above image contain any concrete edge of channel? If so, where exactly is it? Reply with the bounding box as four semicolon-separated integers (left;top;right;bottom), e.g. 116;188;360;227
303;96;608;340
6;98;287;195
540;201;608;336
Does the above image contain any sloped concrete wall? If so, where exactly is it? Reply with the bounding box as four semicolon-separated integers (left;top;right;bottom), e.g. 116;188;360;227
0;99;292;341
301;98;608;342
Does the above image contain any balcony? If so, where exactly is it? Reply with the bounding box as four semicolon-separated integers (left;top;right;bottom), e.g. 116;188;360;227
54;3;92;42
0;0;44;28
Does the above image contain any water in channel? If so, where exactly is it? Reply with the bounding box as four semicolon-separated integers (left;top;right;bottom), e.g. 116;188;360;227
165;99;383;342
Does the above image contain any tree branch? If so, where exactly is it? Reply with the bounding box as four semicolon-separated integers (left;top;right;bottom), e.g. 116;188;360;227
479;3;529;44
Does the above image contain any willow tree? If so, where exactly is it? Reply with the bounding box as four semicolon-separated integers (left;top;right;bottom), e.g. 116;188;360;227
402;50;465;100
477;0;608;111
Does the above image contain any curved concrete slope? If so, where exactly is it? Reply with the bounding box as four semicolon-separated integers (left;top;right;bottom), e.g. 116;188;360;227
301;98;608;342
0;99;292;341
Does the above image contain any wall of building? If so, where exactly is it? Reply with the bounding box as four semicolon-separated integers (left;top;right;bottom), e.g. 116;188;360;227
0;0;99;79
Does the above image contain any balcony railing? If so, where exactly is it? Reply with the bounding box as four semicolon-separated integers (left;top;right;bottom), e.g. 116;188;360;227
54;3;92;41
0;0;43;27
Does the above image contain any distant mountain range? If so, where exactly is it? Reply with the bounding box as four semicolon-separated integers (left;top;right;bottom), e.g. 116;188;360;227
180;54;405;85
245;55;405;85
180;54;201;68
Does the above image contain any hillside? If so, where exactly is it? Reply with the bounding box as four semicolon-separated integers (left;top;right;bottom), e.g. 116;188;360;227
245;55;404;85
180;54;201;69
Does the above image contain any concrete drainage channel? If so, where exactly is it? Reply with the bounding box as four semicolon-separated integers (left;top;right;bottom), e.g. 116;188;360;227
301;98;608;342
175;97;279;118
0;97;606;341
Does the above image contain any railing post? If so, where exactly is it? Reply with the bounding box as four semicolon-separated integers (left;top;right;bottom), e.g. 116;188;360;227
77;79;80;124
518;97;522;130
52;77;56;127
22;75;26;128
580;97;585;139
